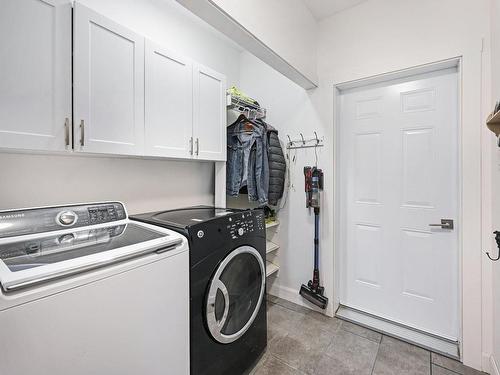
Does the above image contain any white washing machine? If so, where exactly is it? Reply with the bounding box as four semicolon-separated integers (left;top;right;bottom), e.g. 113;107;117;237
0;202;189;375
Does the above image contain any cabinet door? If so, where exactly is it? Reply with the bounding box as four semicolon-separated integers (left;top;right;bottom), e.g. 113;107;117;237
145;41;193;158
0;0;72;152
193;64;226;161
73;3;144;156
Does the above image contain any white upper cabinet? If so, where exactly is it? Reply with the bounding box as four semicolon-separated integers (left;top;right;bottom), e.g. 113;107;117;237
0;0;72;152
73;3;145;156
193;64;227;161
145;41;193;158
0;2;226;161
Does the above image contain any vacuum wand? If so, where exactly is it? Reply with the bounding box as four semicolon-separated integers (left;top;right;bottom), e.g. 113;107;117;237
299;167;328;309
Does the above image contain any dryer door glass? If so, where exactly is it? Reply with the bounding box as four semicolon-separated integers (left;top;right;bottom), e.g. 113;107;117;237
206;245;265;344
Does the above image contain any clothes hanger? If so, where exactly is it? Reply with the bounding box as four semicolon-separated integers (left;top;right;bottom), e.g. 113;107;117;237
227;113;257;135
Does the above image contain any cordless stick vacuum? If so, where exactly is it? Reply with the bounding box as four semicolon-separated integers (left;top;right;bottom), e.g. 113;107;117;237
299;167;328;309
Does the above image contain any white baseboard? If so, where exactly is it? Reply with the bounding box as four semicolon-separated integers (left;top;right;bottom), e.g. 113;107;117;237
483;352;493;374
267;283;334;317
491;355;500;375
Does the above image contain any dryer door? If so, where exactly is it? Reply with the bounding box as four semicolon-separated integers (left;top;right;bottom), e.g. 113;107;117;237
206;245;265;344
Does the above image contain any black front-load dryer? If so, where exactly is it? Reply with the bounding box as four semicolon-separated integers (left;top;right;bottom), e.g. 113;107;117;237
130;206;267;375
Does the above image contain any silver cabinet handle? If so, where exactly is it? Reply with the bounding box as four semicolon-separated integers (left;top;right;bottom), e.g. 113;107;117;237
64;118;70;147
80;120;85;147
189;137;193;155
195;138;199;156
429;219;454;229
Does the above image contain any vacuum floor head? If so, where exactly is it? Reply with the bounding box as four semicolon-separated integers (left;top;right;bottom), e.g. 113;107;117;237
299;284;328;309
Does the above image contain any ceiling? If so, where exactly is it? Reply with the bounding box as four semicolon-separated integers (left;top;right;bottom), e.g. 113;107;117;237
302;0;370;20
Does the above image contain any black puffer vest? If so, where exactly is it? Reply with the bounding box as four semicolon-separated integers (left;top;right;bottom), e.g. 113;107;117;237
263;123;286;206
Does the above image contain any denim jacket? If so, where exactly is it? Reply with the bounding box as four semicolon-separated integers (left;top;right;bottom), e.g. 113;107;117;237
227;118;269;205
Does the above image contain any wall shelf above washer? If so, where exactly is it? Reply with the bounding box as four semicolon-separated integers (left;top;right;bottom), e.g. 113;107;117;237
266;261;279;277
266;240;280;254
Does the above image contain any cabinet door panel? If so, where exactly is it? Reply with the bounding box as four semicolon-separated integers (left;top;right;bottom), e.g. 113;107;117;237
193;64;226;161
0;0;72;151
74;3;144;155
145;41;193;158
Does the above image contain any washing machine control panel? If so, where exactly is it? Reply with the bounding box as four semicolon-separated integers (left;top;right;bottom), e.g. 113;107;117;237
87;204;125;225
227;211;265;239
0;202;127;239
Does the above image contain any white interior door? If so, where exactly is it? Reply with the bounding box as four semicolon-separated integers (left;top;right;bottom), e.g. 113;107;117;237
73;3;144;156
0;0;72;152
339;68;459;340
145;41;193;158
193;63;226;161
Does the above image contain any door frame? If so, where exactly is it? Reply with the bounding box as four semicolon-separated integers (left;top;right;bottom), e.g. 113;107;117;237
333;57;465;357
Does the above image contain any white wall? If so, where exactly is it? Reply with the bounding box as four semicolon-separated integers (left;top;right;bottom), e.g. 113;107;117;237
0;0;241;214
490;0;500;372
211;0;318;85
317;0;491;370
0;153;214;213
235;51;332;313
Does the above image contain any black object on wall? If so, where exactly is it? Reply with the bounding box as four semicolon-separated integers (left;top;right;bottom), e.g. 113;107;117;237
486;231;500;261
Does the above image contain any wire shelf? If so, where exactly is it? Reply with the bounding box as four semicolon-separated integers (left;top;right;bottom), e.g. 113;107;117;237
227;93;267;120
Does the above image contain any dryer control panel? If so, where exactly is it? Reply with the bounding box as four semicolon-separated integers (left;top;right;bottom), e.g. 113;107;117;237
227;210;265;240
0;202;127;239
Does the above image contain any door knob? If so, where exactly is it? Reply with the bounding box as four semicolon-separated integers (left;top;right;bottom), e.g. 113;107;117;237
429;219;454;230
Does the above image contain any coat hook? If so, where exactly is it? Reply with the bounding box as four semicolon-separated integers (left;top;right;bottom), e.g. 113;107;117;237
300;133;305;145
314;131;319;145
487;231;500;261
487;251;500;261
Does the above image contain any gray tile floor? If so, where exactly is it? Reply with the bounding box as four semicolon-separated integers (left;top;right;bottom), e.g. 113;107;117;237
250;296;487;375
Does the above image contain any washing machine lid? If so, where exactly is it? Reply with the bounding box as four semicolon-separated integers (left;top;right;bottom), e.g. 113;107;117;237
0;203;184;292
143;206;242;228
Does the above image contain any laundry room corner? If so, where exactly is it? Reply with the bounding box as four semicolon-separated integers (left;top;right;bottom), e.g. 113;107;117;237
234;51;336;316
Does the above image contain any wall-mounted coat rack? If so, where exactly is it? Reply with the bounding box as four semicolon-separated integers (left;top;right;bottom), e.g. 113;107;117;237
286;132;324;150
